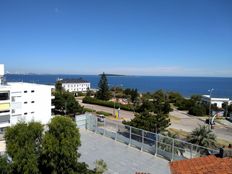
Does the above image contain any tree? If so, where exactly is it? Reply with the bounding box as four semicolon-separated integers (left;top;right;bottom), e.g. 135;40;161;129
4;122;43;174
96;73;110;100
3;117;101;174
188;104;207;116
159;132;184;155
55;80;63;92
52;91;84;115
0;156;9;174
187;125;217;148
123;111;170;133
40;116;81;174
124;88;138;104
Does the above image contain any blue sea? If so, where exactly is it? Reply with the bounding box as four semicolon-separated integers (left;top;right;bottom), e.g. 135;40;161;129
5;74;232;99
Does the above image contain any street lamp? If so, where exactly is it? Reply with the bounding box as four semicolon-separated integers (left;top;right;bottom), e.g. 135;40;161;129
208;88;214;125
113;91;116;117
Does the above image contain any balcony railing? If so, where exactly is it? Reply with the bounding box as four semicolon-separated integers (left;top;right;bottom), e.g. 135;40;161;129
76;113;219;161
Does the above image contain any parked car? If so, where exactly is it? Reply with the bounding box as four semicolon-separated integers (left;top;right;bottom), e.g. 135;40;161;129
97;115;105;122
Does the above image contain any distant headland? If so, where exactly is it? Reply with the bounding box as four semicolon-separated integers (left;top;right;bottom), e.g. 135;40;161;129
98;74;125;77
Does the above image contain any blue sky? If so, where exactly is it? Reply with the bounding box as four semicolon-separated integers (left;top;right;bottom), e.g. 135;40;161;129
0;0;232;76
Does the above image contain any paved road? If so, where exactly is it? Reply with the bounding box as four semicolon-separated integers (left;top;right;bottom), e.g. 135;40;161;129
77;99;232;143
77;99;135;121
169;109;232;142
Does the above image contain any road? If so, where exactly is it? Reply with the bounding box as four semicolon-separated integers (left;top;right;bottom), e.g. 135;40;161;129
169;109;232;142
77;99;232;143
77;99;135;121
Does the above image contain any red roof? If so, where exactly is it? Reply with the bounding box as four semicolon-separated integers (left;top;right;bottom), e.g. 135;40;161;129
170;155;232;174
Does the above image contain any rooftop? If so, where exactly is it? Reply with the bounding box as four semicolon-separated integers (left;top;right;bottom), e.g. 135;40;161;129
202;95;230;101
79;129;170;174
170;155;232;174
60;78;89;84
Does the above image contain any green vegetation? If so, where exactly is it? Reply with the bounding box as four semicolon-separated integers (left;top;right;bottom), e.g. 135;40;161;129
83;96;133;111
187;125;217;148
124;88;139;104
96;72;110;101
123;111;170;133
94;160;107;174
83;108;96;113
1;116;105;174
96;111;111;116
53;81;84;116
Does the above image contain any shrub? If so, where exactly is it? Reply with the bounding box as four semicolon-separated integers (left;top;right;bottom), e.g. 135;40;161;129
83;108;96;113
96;111;111;116
82;97;133;111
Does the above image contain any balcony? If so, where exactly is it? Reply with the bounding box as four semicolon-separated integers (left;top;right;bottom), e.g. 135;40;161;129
0;103;10;112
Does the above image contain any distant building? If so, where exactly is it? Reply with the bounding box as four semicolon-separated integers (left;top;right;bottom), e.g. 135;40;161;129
59;78;91;93
0;64;4;85
0;64;55;130
201;95;231;108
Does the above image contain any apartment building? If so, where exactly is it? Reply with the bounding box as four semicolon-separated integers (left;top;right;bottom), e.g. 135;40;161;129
59;78;91;92
0;64;55;129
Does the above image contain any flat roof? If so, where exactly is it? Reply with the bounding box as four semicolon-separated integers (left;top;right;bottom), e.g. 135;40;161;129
79;129;170;174
60;78;89;84
202;95;230;101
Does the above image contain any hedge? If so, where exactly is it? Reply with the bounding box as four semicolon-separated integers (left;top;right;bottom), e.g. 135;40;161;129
96;111;112;116
82;97;133;111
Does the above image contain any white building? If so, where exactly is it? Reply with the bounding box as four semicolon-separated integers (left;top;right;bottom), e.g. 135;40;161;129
0;64;55;129
0;64;4;85
60;78;91;92
201;95;231;108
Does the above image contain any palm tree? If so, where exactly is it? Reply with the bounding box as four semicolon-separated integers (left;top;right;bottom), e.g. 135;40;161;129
159;132;185;156
188;125;217;148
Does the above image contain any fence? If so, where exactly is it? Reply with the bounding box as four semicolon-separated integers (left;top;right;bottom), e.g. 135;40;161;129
77;113;219;161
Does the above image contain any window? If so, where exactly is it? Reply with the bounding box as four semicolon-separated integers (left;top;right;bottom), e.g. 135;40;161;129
31;90;35;93
24;112;27;115
31;101;35;103
0;92;9;100
24;102;28;104
31;112;34;114
24;91;27;93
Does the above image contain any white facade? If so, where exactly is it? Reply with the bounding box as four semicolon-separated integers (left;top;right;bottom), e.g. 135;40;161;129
0;64;4;85
201;95;231;108
61;79;91;92
0;82;55;129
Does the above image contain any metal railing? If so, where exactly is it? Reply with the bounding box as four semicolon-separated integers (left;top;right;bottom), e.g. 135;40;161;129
81;113;219;161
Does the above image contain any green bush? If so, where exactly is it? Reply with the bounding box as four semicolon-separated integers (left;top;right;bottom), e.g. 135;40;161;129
83;108;96;113
188;105;207;116
82;97;133;111
96;111;111;116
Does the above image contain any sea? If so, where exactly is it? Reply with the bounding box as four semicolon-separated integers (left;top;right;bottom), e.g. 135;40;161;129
5;74;232;99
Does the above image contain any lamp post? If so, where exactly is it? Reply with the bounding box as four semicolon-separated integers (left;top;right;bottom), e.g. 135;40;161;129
113;91;116;117
208;88;214;125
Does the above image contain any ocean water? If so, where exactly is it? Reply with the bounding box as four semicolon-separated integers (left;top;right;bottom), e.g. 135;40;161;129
5;74;232;98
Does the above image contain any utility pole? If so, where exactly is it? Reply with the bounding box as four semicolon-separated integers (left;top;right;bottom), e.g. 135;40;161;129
208;88;214;126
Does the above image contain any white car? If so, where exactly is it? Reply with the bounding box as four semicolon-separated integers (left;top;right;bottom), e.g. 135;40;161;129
97;115;105;122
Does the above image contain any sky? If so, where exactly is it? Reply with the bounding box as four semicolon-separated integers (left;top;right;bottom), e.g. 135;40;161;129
0;0;232;77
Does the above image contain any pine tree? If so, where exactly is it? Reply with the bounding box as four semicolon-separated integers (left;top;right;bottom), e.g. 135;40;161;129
96;72;110;100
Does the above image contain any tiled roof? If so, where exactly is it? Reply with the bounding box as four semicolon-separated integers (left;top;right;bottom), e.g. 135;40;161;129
170;155;232;174
60;78;89;83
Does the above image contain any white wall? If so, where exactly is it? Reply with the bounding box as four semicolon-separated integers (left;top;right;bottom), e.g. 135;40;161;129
0;64;4;76
62;82;91;92
0;83;54;127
